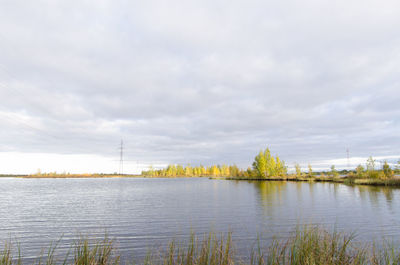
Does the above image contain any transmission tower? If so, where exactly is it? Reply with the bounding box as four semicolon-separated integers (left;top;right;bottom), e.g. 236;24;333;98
119;140;124;175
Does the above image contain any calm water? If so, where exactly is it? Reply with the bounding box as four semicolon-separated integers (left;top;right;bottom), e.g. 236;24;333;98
1;177;400;262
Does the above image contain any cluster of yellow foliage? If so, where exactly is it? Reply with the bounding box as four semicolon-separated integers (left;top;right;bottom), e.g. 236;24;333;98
141;164;245;177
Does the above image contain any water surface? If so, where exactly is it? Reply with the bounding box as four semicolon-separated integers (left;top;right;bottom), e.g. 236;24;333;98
0;178;399;262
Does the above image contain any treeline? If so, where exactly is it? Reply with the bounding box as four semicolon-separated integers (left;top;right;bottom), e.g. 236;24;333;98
306;157;400;179
139;149;400;182
141;164;250;178
141;148;288;178
288;157;400;182
349;157;398;179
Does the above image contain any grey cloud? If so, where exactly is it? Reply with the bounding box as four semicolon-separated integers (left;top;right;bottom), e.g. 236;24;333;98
0;0;399;172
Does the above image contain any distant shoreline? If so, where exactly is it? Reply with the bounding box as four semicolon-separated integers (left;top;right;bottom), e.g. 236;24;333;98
1;174;400;187
0;174;141;178
0;174;203;179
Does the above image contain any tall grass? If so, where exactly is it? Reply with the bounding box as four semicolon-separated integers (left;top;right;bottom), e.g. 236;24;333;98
1;227;400;264
73;236;118;265
0;237;119;265
260;226;367;265
142;233;233;265
0;242;18;265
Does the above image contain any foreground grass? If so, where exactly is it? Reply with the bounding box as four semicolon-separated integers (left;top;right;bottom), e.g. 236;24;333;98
1;227;400;265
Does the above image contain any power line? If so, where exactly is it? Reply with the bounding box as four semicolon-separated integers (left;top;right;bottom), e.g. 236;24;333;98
0;65;53;116
0;68;115;155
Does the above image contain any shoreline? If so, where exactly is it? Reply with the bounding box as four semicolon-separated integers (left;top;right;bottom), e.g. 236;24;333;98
222;175;400;187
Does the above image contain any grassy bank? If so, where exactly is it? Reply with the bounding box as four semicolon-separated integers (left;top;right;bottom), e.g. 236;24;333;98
1;227;399;265
343;177;400;187
1;174;196;178
4;172;400;187
225;175;400;187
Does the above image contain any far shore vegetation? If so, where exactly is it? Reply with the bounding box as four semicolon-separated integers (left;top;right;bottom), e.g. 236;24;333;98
1;226;400;265
140;148;400;187
0;173;140;178
3;147;400;187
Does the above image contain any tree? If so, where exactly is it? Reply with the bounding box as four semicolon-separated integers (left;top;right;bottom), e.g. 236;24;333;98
366;157;378;179
295;163;302;177
253;148;287;178
382;161;393;178
220;164;230;176
330;165;338;177
200;165;207;176
148;165;154;177
275;156;287;176
356;164;365;178
229;165;240;177
395;160;400;174
211;165;220;176
185;165;193;176
253;150;268;178
166;164;177;176
366;156;375;172
176;164;185;176
308;164;313;178
266;149;276;176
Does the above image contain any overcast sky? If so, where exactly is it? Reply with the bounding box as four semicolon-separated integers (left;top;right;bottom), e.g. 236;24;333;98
0;0;399;174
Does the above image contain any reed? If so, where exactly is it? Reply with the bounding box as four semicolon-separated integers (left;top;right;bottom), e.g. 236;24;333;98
0;242;19;265
143;233;234;265
260;226;366;265
0;236;119;265
73;236;118;265
1;227;400;265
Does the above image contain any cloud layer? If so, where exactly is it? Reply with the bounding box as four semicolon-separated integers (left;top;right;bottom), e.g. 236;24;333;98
0;0;399;173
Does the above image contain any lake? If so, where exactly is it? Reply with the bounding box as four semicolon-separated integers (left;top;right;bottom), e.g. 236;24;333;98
0;177;399;262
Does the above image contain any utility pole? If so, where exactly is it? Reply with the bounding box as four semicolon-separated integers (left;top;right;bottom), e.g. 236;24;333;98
119;140;124;175
346;148;350;169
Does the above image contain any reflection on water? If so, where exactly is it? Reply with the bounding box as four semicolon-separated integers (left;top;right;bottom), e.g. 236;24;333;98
253;181;287;206
0;178;400;262
253;180;396;210
251;180;400;242
356;185;394;206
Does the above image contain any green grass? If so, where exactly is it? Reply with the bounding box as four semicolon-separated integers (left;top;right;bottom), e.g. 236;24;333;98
0;236;118;265
262;226;365;265
1;227;400;265
228;174;400;188
352;178;400;187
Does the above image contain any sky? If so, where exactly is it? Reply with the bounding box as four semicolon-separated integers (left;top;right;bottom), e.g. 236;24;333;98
0;0;399;174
